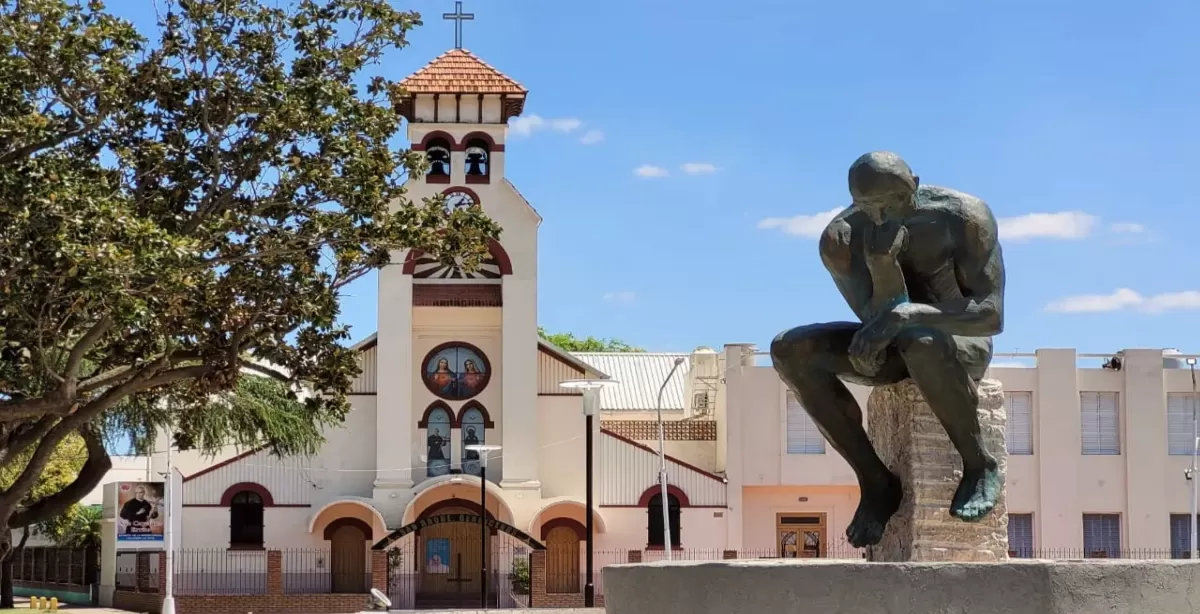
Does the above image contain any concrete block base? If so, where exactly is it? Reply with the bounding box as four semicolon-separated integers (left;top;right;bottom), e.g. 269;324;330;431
603;559;1200;614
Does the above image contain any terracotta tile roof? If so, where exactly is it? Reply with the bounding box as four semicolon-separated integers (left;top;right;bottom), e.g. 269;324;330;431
398;49;527;95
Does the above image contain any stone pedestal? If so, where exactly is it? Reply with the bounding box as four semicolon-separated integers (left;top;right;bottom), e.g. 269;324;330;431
866;378;1009;562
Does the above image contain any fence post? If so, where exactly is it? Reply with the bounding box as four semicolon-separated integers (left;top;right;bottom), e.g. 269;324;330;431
135;553;151;592
370;551;387;593
266;551;283;596
157;551;167;593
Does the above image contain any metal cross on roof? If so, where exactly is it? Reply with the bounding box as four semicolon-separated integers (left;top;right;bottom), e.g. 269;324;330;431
443;1;475;49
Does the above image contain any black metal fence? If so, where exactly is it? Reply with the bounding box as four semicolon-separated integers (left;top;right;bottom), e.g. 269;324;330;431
384;539;532;610
173;549;267;595
281;548;370;594
12;547;97;586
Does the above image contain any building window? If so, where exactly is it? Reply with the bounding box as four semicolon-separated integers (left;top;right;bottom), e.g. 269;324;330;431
424;406;453;478
1168;393;1199;456
646;493;681;549
785;392;825;454
460;406;487;476
1080;392;1120;455
1007;513;1034;558
1005;392;1033;455
1170;514;1199;559
229;491;264;548
1082;514;1121;558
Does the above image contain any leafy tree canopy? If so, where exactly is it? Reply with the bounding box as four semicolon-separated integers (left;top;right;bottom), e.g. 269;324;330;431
537;327;644;353
0;0;499;542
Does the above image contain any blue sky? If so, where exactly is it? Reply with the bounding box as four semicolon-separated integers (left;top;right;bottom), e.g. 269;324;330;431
115;0;1200;358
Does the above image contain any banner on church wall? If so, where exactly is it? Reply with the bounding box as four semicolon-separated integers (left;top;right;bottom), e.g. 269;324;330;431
116;481;165;543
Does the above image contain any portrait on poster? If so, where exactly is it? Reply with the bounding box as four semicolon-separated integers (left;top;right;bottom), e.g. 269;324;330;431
116;482;165;542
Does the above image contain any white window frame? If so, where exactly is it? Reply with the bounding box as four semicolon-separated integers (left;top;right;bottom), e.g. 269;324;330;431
1005;391;1034;455
784;391;825;455
1168;393;1199;456
1080;392;1120;455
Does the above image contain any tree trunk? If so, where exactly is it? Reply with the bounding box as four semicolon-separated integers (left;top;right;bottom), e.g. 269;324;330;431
0;519;14;609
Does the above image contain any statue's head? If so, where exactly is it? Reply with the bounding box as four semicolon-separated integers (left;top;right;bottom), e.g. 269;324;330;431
848;151;919;224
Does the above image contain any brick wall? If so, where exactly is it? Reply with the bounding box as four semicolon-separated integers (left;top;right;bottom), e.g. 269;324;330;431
413;284;502;307
114;591;162;613
175;594;369;613
527;551;608;609
601;420;717;441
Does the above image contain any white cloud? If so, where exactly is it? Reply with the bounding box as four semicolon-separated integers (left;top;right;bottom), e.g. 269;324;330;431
508;114;583;137
756;208;843;239
1110;221;1146;234
1044;288;1200;314
681;162;720;175
579;130;605;145
602;291;636;304
634;165;669;178
997;211;1097;241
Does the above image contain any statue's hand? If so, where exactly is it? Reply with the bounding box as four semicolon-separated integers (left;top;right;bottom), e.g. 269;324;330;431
850;307;907;377
865;221;908;264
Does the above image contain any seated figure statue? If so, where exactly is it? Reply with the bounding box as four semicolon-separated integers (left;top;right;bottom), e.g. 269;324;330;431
770;151;1007;548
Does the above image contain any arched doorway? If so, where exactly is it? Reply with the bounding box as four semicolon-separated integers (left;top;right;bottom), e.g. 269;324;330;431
325;519;370;593
544;524;581;594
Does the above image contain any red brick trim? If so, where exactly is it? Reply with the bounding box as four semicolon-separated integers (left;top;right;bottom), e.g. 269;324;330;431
540;517;586;541
411;130;456;151
461;131;498;151
464;173;490;185
418;498;494;520
184;448;263;482
456;400;496;428
220;482;275;506
601;429;727;484
637;485;691;508
417;400;456;429
322;517;372;540
413;284;502;307
426;174;451;184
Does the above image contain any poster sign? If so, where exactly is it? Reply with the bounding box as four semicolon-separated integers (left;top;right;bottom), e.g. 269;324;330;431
425;538;450;574
116;482;165;542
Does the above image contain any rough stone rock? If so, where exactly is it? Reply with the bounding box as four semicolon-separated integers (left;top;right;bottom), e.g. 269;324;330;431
866;378;1009;562
603;559;1200;614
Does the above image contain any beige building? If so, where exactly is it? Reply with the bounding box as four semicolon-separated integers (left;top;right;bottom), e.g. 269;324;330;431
591;345;1200;560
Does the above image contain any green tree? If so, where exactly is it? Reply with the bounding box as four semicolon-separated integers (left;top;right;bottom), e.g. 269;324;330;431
0;0;499;562
537;327;644;352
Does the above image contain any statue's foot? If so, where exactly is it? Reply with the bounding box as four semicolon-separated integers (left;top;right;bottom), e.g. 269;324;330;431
845;473;902;548
950;463;1002;521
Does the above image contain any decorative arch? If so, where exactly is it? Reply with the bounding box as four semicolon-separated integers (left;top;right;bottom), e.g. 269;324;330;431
412;130;456;151
220;482;275;507
460;131;500;151
418;498;495;521
417;400;457;428
527;499;608;536
637;485;691;508
322;517;372;540
401;238;513;276
455;400;495;428
540;517;586;541
306;497;388;537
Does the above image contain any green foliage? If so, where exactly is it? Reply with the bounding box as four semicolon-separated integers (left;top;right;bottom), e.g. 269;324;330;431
45;504;101;549
0;0;500;532
537;327;644;353
510;556;531;594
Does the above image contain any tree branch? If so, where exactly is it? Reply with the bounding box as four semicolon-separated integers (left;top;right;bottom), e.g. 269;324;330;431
64;316;113;386
9;427;112;528
238;360;290;383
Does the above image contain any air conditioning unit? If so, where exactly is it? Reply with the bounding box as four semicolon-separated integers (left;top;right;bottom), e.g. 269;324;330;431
692;392;712;416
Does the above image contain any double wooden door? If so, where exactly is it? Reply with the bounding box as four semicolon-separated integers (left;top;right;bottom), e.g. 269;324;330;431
776;513;827;558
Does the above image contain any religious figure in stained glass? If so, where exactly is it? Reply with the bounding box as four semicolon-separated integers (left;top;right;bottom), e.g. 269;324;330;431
421;342;491;400
425;407;452;477
460;407;486;476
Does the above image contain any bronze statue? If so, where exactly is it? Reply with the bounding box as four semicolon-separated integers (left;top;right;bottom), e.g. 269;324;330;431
771;151;1006;548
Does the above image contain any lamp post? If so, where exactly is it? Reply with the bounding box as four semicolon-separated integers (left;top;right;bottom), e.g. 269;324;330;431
161;430;175;614
559;378;619;607
656;357;687;561
1188;357;1198;560
465;443;502;608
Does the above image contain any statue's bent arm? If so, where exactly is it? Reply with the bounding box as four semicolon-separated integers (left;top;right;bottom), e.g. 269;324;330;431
819;216;874;324
898;201;1005;338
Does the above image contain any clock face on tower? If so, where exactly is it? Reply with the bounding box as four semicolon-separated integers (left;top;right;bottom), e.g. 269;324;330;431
443;189;477;211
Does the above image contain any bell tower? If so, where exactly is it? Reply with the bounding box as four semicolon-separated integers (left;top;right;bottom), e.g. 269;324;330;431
373;36;543;514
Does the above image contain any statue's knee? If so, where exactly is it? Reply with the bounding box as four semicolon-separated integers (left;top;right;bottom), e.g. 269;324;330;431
771;326;824;369
896;328;954;361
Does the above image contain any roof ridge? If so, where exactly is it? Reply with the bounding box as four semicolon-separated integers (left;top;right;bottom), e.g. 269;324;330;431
397;48;527;95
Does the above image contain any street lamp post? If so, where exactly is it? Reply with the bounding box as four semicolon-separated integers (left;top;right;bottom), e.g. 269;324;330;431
465;444;502;608
1188;357;1198;560
656;357;686;561
559;379;619;608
